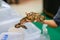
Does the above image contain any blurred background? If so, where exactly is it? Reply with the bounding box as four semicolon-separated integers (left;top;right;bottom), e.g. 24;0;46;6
3;0;43;17
3;0;60;18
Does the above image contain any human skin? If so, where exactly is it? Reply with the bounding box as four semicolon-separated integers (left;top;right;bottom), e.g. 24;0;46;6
43;20;58;28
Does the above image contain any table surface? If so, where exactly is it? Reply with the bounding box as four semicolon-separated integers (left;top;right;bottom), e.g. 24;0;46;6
33;13;60;40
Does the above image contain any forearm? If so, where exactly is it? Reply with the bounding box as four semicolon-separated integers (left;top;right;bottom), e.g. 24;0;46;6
43;20;58;27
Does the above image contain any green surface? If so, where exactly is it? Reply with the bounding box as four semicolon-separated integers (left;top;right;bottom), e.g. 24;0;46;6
32;13;60;40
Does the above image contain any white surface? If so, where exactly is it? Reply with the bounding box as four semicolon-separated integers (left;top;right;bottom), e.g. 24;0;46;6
8;27;26;33
0;5;23;34
0;1;10;8
0;22;41;40
0;32;24;40
0;8;21;25
24;22;41;37
2;2;10;8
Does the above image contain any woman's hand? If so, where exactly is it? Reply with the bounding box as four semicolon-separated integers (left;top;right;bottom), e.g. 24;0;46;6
43;20;58;28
